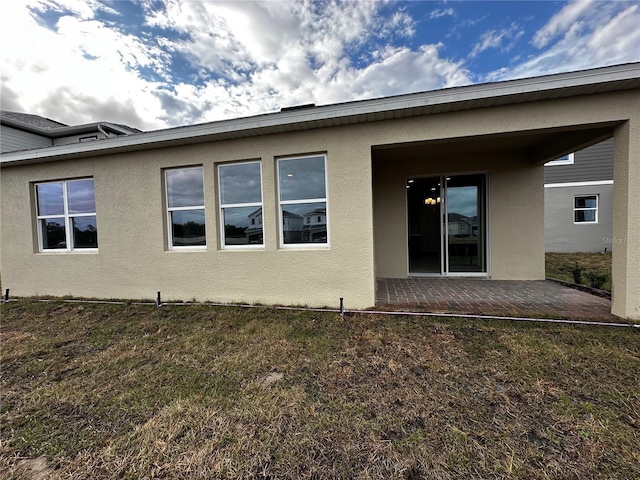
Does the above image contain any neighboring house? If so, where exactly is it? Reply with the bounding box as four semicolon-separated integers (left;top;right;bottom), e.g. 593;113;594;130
544;139;614;253
281;211;304;244
301;207;327;243
0;110;140;153
1;63;639;319
245;209;264;244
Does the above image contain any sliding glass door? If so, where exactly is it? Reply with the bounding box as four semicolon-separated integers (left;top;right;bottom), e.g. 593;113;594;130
407;173;487;275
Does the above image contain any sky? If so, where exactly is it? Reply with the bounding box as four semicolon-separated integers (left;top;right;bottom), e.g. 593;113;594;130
1;0;639;132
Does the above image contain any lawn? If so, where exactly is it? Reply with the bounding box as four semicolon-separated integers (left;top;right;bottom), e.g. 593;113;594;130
1;300;638;479
546;252;613;291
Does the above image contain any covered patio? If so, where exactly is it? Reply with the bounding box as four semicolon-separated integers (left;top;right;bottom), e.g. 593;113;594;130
376;278;616;320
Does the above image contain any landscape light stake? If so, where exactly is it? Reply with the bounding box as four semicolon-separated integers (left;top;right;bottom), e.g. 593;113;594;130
156;291;162;307
3;289;9;303
340;297;344;318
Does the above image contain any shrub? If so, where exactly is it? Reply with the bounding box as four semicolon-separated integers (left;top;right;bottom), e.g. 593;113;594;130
586;271;608;290
571;262;585;284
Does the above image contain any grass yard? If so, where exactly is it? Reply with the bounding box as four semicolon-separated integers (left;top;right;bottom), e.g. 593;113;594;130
546;252;613;291
1;300;639;479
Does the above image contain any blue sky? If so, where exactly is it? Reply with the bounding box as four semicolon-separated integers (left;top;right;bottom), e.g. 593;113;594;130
1;1;638;131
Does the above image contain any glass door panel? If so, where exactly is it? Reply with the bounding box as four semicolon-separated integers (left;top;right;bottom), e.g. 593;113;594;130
407;177;442;274
408;173;486;275
445;174;486;273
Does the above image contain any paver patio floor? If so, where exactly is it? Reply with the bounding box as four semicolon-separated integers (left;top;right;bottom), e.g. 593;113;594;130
376;278;616;319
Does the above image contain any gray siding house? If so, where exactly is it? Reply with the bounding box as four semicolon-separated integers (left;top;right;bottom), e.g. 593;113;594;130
544;139;614;253
0;111;140;153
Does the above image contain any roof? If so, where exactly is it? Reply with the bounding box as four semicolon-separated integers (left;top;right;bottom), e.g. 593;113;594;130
0;111;68;129
2;62;639;167
0;110;142;145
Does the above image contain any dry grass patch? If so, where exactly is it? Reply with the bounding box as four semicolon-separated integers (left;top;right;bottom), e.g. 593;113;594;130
546;252;612;291
1;300;638;479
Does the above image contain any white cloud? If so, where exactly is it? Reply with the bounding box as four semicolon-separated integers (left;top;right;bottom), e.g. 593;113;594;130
0;0;468;129
587;4;640;63
30;0;117;20
469;23;524;58
487;2;640;81
0;1;167;130
430;8;454;19
12;0;635;134
533;0;596;48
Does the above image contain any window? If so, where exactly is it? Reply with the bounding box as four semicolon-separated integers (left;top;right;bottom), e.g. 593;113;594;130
35;178;98;251
545;153;575;166
574;195;598;223
218;161;263;248
166;167;206;248
278;155;328;246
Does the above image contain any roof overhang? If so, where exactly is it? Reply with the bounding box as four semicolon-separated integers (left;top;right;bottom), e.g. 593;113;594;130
2;62;639;167
0;117;136;139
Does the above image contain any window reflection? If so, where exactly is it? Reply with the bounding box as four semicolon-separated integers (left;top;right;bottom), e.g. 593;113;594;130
219;162;263;247
278;155;328;246
281;202;327;244
36;178;98;251
167;167;205;208
278;156;326;201
166;167;206;248
40;218;66;249
223;207;263;245
220;163;262;205
72;216;98;248
36;183;64;216
67;179;96;214
171;210;206;246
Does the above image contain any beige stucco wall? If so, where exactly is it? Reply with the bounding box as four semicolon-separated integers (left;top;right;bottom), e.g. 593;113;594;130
1;88;639;316
0;128;375;309
373;152;544;279
612;120;640;319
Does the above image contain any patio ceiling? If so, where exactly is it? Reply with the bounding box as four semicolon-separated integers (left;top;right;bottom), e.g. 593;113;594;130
371;123;617;165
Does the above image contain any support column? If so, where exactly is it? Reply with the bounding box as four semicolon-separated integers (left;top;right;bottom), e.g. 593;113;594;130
611;120;640;320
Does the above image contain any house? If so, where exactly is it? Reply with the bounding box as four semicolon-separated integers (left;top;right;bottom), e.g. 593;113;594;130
1;63;639;319
0;111;140;153
244;208;264;244
544;139;614;253
301;207;327;243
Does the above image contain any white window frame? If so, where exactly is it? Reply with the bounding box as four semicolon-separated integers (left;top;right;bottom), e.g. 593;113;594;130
35;178;98;253
545;153;574;166
218;160;264;250
574;194;598;224
277;154;329;249
165;166;206;250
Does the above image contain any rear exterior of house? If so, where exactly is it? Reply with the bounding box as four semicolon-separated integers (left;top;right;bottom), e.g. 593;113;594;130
544;139;614;253
1;64;639;319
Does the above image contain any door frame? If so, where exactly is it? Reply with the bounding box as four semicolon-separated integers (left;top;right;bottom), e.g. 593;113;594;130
406;171;490;277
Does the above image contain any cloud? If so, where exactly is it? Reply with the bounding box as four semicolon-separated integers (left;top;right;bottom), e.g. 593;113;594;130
469;23;524;58
0;1;168;130
8;0;634;133
0;78;24;112
430;8;454;19
533;0;596;48
486;2;640;81
138;1;469;126
6;0;460;129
